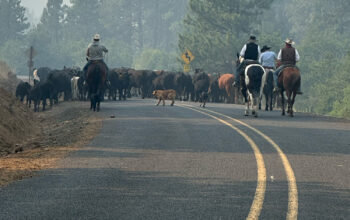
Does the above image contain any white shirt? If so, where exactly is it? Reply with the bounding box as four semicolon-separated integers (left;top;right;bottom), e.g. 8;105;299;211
277;48;300;62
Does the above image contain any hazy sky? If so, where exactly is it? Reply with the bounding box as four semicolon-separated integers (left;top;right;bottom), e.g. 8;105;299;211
21;0;71;24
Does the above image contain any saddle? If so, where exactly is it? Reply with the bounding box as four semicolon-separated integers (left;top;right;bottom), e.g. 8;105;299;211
277;64;299;77
238;60;259;76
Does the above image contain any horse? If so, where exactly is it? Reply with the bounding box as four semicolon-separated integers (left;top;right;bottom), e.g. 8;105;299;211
86;61;107;112
259;68;274;111
236;56;266;117
277;66;301;117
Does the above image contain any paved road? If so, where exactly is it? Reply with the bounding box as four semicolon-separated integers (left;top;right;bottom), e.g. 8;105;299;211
0;99;349;219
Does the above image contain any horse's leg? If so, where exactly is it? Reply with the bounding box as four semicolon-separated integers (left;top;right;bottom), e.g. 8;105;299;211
285;90;292;115
259;95;262;110
97;98;100;112
265;93;269;111
90;92;93;110
269;92;273;111
252;93;258;117
242;87;249;116
281;90;285;116
91;94;96;111
290;91;297;117
245;101;249;116
42;98;46;111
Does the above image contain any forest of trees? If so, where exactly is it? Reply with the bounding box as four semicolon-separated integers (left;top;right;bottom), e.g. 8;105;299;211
0;0;349;118
0;0;188;73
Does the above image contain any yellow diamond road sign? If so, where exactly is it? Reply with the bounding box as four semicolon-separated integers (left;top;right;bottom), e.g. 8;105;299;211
184;64;190;73
181;50;195;64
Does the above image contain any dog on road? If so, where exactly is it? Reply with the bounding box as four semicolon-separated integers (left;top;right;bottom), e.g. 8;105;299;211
152;89;176;106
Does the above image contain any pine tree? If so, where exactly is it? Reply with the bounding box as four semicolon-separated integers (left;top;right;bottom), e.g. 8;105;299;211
0;0;29;43
178;0;273;73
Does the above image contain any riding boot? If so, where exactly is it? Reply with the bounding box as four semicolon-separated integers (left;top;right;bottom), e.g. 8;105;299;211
233;76;240;88
296;87;303;95
233;72;240;87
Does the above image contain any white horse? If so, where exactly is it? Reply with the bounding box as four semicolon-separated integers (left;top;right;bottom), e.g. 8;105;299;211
244;64;266;117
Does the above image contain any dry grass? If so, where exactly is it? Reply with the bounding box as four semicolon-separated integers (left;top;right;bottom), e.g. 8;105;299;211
0;102;102;187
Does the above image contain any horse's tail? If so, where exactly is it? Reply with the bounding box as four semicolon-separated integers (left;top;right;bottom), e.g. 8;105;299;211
245;64;265;93
265;69;274;91
290;67;301;90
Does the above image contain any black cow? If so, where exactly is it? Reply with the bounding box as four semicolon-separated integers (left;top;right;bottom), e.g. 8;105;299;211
193;72;210;102
47;70;72;102
129;69;156;99
15;82;31;105
28;81;56;112
208;75;221;103
115;68;130;100
36;67;51;82
108;70;119;101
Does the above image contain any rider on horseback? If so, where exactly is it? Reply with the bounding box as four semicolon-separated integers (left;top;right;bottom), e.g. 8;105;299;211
273;38;302;94
83;34;109;79
233;35;261;87
259;45;276;72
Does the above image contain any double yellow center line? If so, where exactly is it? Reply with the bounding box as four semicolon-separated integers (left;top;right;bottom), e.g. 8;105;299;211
180;104;298;220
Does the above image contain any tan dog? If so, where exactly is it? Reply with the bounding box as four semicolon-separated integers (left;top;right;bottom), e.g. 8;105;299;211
152;89;176;106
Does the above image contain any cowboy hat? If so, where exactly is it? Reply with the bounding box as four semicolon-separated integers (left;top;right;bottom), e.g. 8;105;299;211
261;45;271;52
93;34;100;40
284;38;295;45
249;35;257;42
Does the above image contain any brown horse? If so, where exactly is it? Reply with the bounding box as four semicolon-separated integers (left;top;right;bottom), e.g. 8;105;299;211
278;67;301;117
86;61;107;112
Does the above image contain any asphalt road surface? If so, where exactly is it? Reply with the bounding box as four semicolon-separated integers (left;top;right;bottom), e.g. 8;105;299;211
1;99;349;220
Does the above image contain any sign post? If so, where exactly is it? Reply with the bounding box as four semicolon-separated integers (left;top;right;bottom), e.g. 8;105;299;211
181;49;195;73
26;46;36;83
183;64;191;73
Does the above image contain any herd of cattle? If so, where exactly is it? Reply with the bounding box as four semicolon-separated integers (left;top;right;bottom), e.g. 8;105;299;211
15;66;274;112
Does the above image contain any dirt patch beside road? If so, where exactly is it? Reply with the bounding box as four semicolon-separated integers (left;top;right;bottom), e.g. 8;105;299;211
0;100;102;187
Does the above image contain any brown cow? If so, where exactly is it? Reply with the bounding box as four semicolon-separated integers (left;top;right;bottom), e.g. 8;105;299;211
218;74;235;103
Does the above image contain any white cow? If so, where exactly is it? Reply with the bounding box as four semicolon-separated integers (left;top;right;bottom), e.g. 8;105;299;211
33;69;40;85
71;76;80;100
